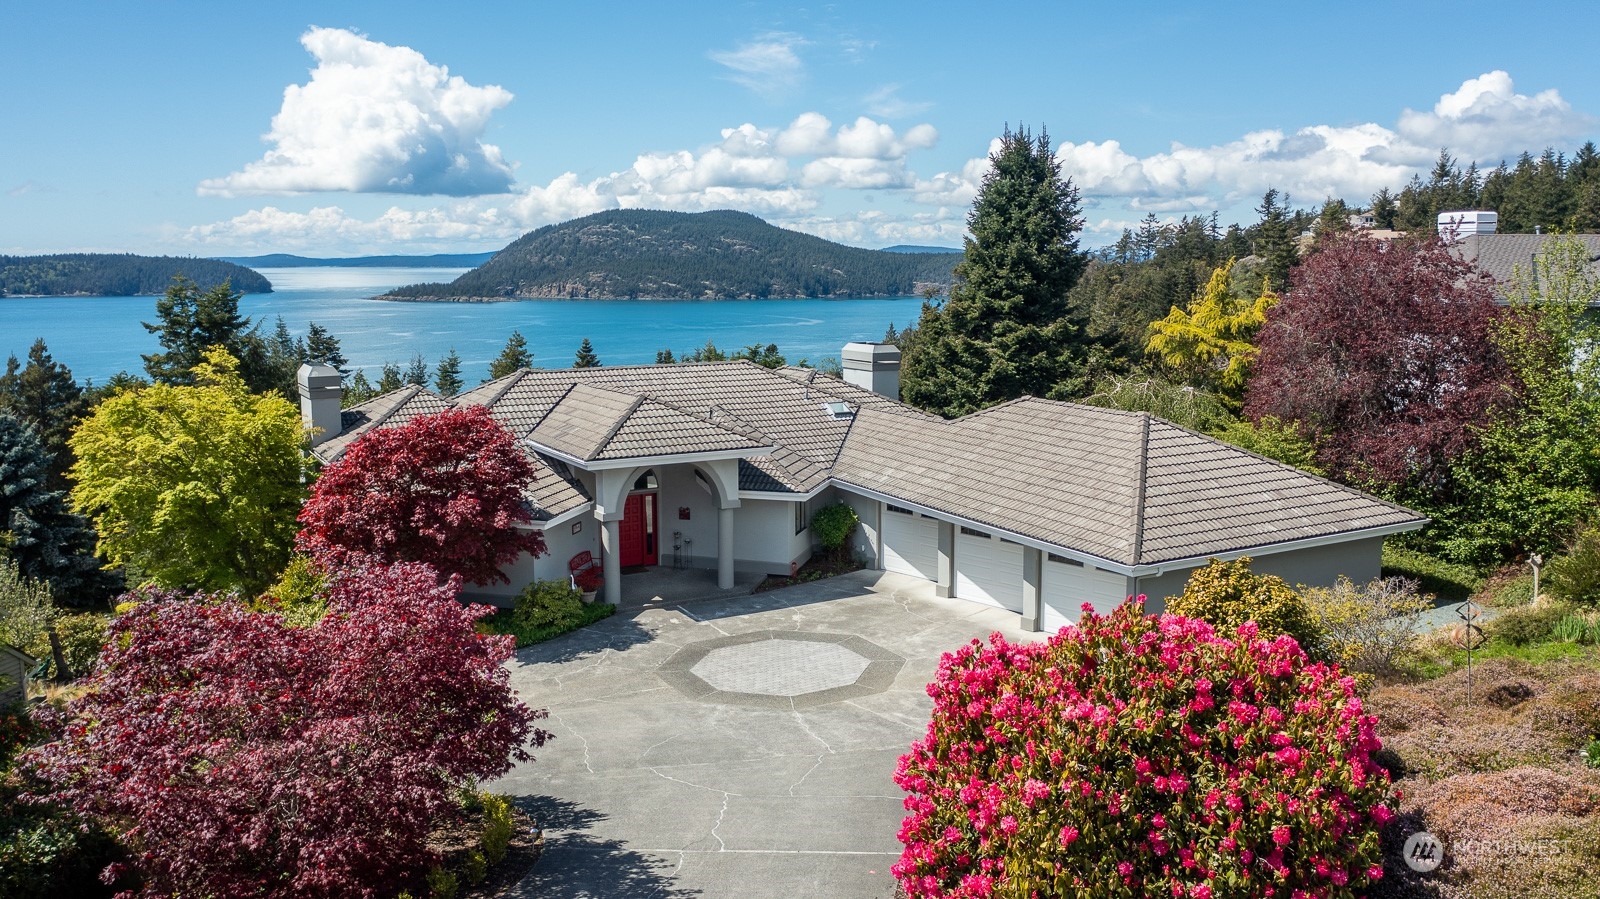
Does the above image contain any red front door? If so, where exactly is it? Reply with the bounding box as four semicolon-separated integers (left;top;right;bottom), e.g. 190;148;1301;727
619;492;658;567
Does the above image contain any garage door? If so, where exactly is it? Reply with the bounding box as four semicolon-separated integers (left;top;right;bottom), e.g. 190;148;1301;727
882;505;938;581
1042;554;1128;632
954;527;1024;613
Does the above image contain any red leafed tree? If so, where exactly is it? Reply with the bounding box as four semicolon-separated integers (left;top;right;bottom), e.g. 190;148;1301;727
23;562;547;898
1244;233;1512;486
297;405;546;584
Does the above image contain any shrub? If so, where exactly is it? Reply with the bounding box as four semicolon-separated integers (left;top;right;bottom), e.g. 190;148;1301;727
1166;556;1320;649
1302;576;1430;675
425;866;459;899
0;559;54;651
1380;544;1482;602
1488;602;1569;646
1552;613;1600;645
513;579;585;632
1583;738;1600;770
811;502;859;559
51;612;109;679
257;554;329;627
22;561;548;898
1546;526;1600;607
462;849;487;886
893;601;1393;898
480;792;515;865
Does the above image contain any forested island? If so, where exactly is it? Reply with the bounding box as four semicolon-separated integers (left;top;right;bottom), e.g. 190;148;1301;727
378;209;958;301
0;254;270;297
215;252;497;268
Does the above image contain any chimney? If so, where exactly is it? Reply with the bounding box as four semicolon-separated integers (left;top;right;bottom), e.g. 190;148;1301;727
841;342;901;400
1437;210;1498;243
297;363;342;446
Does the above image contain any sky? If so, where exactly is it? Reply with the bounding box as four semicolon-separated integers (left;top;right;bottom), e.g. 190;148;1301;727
3;1;1599;257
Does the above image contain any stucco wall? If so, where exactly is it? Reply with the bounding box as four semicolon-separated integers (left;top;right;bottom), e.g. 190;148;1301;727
730;497;812;574
468;518;601;606
1132;536;1388;614
837;488;882;566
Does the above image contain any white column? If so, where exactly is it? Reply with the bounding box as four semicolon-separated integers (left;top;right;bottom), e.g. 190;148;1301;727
936;520;955;598
1021;546;1043;632
717;506;735;589
601;518;622;605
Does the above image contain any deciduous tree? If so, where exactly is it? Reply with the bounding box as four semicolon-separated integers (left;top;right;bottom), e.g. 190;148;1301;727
901;126;1107;417
296;406;546;585
69;348;308;594
23;561;547;898
1245;234;1510;487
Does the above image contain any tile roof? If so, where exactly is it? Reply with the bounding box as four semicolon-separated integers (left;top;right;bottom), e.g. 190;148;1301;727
1453;233;1600;296
317;365;1424;565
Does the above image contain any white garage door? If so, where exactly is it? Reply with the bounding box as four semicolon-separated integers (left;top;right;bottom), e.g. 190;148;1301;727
1042;554;1129;632
882;505;939;581
955;527;1024;613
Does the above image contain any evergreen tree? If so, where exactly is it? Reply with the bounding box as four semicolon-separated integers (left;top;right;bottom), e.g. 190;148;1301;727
1369;188;1398;229
574;338;600;368
901;125;1105;417
654;349;676;364
487;331;533;379
305;323;348;371
402;354;429;386
343;370;379;407
434;350;464;397
142;276;259;386
0;339;87;489
257;316;305;401
1251;189;1297;291
734;343;786;368
883;322;900;344
0;413;116;605
680;340;727;363
376;364;404;395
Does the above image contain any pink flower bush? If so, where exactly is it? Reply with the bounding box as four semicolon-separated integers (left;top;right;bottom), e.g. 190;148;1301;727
893;599;1392;898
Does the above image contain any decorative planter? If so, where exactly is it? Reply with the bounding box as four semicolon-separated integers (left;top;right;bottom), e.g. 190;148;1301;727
580;589;598;604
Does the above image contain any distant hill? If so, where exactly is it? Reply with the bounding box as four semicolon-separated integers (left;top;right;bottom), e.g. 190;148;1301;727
0;254;271;297
216;252;497;268
881;244;963;255
379;209;958;301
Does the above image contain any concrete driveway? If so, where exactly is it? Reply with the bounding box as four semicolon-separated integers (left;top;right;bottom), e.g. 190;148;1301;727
494;570;1034;898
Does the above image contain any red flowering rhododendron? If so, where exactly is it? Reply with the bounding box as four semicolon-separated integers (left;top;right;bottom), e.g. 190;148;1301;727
893;599;1393;898
297;405;546;585
23;561;547;899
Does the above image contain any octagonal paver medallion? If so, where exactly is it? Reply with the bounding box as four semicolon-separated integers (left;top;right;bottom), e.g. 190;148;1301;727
658;630;904;708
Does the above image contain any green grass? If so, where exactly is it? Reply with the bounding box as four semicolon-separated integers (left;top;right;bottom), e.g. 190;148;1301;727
1408;636;1600;680
1381;544;1484;602
478;601;616;648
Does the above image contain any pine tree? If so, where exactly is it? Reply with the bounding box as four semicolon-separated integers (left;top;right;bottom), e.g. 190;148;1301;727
435;350;464;397
402;354;429;386
0;339;87;490
143;277;259;386
1251;189;1297;291
487;331;533;379
305;323;348;371
654;349;676;364
900;125;1104;417
574;338;600;368
1369;188;1398;229
343;370;378;407
0;414;116;605
376;364;404;394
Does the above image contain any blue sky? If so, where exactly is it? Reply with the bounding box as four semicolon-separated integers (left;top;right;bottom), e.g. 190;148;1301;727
4;1;1598;256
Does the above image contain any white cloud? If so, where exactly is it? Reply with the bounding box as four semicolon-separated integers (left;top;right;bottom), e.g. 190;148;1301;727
1397;70;1595;160
708;33;807;99
199;27;515;197
863;84;933;119
183;204;525;253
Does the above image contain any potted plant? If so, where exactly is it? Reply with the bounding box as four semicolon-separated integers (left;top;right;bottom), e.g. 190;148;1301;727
573;567;604;603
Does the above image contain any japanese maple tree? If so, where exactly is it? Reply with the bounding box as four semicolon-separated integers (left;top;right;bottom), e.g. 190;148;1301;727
297;405;546;584
1244;233;1511;486
24;561;547;898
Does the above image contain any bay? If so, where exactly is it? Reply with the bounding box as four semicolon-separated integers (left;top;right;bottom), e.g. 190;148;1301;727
1;266;926;386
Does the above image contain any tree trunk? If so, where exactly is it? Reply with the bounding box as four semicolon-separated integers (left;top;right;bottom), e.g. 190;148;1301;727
48;627;73;682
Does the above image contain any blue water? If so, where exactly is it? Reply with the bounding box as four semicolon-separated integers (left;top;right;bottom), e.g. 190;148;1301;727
1;267;926;385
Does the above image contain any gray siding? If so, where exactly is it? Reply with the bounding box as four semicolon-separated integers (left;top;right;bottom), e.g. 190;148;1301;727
1133;536;1387;614
0;650;28;706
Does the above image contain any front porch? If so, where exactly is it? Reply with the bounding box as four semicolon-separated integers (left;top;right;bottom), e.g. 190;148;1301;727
604;564;765;611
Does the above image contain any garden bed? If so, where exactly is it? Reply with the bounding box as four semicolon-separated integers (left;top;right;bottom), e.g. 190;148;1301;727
753;556;865;593
478;601;615;648
427;801;544;898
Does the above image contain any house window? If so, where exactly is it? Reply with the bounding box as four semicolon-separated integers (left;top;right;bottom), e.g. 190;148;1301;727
634;469;658;490
960;526;990;539
1048;553;1085;567
795;501;807;535
886;504;914;515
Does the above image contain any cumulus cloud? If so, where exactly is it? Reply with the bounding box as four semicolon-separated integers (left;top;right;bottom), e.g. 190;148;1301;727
1397;70;1595;159
184;204;525;252
199;27;515;197
708;33;807;98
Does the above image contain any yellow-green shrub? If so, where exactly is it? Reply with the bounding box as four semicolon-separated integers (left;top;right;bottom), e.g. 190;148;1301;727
1301;576;1429;674
480;792;515;865
1166;557;1320;648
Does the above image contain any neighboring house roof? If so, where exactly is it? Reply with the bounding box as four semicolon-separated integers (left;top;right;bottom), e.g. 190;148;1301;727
316;363;1426;568
1453;233;1600;296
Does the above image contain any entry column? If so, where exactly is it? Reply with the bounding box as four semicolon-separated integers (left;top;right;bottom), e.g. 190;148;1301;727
601;517;622;605
717;506;735;589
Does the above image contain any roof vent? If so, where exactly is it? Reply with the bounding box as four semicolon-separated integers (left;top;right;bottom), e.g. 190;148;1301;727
824;401;854;419
1437;210;1497;243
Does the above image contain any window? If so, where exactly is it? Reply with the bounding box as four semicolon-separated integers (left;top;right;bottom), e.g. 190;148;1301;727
1048;553;1084;567
633;469;658;490
795;501;807;535
886;504;914;515
960;526;991;539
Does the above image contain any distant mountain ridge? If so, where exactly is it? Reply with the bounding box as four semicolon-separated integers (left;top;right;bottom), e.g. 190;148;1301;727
379;209;959;301
0;254;271;297
216;252;498;268
880;244;963;254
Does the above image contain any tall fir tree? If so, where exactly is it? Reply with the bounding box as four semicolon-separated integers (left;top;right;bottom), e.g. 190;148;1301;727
574;338;600;368
487;331;533;379
1369;187;1398;229
654;349;676;364
435;350;464;397
143;276;258;386
305;322;348;371
0;338;88;490
402;354;429;386
1251;189;1297;291
900;125;1105;417
376;363;404;394
0;413;116;605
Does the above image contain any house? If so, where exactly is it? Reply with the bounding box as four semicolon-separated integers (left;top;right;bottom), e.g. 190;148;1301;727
299;344;1426;631
1;645;36;706
1438;210;1600;304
